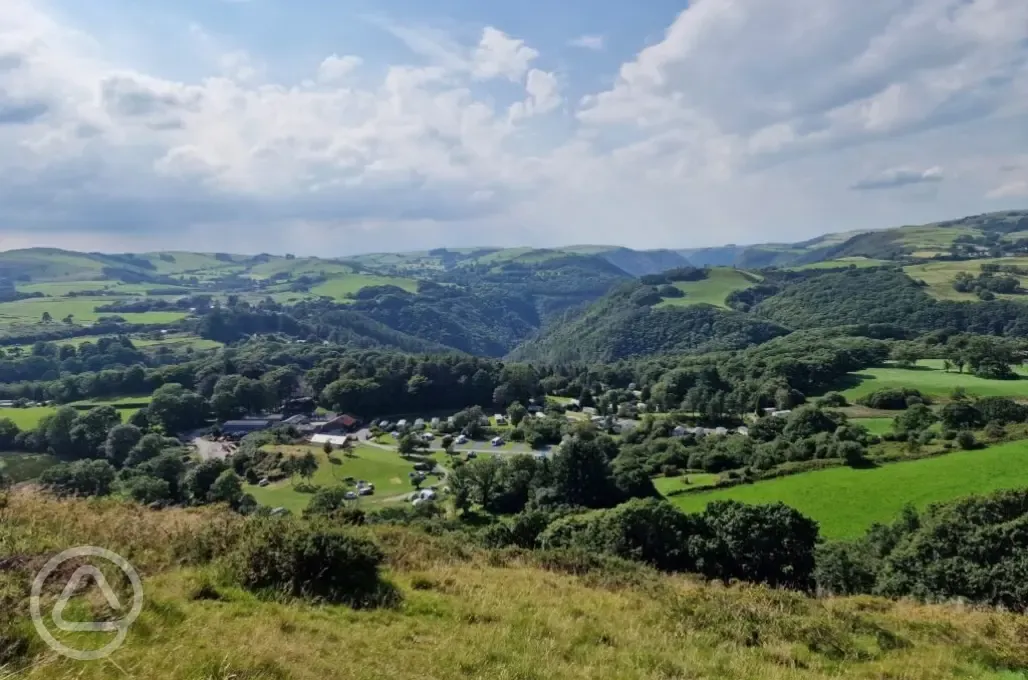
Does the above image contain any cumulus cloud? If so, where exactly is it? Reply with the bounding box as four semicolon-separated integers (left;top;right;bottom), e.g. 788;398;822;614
988;180;1028;199
569;35;605;51
850;166;944;191
0;0;1026;254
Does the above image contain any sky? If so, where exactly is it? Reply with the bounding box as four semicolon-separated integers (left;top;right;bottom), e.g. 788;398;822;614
0;0;1027;256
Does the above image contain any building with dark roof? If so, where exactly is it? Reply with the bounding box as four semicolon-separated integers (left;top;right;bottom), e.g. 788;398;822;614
221;420;273;437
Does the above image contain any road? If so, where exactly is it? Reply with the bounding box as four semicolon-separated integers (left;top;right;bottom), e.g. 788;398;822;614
355;429;552;458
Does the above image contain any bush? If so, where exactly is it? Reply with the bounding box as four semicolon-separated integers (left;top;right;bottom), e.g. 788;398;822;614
984;420;1006;440
231;517;393;607
818;392;848;407
956;430;978;450
857;388;927;410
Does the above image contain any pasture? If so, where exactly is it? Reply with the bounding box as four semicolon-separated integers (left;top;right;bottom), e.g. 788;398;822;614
789;257;888;271
850;417;894;435
0;297;187;327
669;439;1028;539
652;474;720;495
244;444;429;513
835;359;1028;401
0;403;144;430
309;273;419;300
657;268;761;309
903;257;1028;302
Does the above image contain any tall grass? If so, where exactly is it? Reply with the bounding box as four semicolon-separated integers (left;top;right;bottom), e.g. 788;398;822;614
2;491;1027;679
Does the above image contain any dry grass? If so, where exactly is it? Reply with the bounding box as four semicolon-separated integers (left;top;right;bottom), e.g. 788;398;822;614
2;491;1028;680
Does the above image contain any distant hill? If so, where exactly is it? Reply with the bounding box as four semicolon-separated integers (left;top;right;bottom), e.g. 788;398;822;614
510;280;788;363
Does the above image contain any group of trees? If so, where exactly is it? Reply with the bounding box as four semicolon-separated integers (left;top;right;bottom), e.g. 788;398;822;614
952;271;1022;300
817;489;1028;611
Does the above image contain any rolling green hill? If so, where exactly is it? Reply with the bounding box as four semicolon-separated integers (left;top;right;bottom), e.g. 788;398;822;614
510;280;788;362
670;440;1028;539
656;268;761;309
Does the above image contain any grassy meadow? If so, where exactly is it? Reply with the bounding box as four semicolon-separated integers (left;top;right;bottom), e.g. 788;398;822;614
0;297;187;326
657;268;761;309
835;359;1028;402
244;444;429;512
670;439;1028;539
904;257;1028;302
0;403;145;430
789;257;889;271
309;273;419;300
4;491;1028;679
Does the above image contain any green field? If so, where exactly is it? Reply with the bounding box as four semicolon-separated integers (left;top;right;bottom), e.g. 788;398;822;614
903;257;1028;302
789;257;888;271
0;297;187;326
245;444;429;513
850;417;894;435
0;404;144;429
894;224;979;249
670;439;1028;539
836;359;1028;401
656;268;761;309
309;273;419;300
652;474;720;495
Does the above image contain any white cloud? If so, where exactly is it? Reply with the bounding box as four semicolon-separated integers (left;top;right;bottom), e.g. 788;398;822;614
472;27;538;82
850;166;943;191
988;180;1028;199
0;0;1026;255
317;54;363;83
569;35;605;51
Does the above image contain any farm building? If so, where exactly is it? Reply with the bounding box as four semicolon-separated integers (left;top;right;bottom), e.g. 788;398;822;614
221;420;273;437
311;433;350;447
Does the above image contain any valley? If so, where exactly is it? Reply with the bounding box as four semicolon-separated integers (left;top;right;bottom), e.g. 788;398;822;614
5;208;1028;679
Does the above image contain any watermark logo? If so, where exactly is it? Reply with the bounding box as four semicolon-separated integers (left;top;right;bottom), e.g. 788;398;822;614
30;546;143;661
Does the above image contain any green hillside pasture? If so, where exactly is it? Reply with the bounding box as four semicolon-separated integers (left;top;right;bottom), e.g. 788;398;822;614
0;249;108;281
670;440;1028;539
894;224;979;249
0;297;187;327
836;359;1028;402
904;257;1028;302
656;268;761;309
850;417;894;435
652;474;720;495
245;444;426;513
789;257;889;271
0;404;144;429
309;273;418;300
246;258;358;280
138;251;245;274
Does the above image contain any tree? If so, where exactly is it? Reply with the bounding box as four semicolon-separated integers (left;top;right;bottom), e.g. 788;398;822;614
839;440;868;467
0;418;20;450
209;469;245;506
123;475;172;504
549;436;621;509
149;383;208;434
506;401;528;427
893;404;937;433
69;406;122;459
397;434;427;456
956;430;978;450
942;359;953;373
104;423;143;467
323;441;334;455
40;311;52;323
288;451;318;483
304;487;362;519
184;458;229;502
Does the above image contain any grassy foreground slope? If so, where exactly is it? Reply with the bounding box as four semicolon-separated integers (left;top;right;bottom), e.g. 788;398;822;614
670;440;1028;539
5;492;1028;680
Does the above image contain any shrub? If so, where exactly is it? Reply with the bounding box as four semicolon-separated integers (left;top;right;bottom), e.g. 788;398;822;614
857;388;927;410
956;430;978;450
984;421;1006;440
818;392;848;407
231;517;392;607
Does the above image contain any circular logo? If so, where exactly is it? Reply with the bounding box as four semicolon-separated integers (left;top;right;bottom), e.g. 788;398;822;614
30;546;144;661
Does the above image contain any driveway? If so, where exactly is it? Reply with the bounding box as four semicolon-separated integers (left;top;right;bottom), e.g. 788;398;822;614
192;437;235;460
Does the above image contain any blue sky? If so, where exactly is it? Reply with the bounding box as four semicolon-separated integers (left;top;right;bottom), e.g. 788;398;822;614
1;0;1027;255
